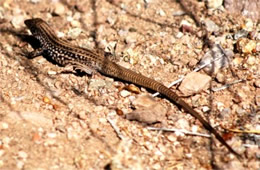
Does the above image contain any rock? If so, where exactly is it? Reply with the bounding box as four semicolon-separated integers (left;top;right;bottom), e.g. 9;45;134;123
179;72;211;96
126;95;167;124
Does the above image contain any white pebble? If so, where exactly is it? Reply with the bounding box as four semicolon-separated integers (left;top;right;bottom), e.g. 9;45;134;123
120;90;131;97
48;71;57;75
0;122;8;129
17;151;28;160
47;133;57;138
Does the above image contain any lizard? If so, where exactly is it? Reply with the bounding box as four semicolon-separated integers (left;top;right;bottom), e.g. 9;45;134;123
23;18;241;158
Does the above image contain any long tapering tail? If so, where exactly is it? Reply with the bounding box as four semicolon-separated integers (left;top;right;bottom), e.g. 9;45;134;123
101;61;241;158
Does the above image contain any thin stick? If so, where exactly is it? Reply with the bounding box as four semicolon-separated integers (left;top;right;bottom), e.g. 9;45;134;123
212;79;244;92
107;116;125;140
147;127;211;138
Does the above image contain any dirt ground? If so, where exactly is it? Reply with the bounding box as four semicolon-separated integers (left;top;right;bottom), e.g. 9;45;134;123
0;0;259;169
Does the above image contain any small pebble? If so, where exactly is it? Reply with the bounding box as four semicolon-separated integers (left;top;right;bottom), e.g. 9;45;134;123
254;80;260;88
242;18;254;32
67;28;82;39
116;109;124;116
43;96;51;104
158;9;166;16
236;38;256;54
180;20;192;27
17;151;28;160
216;102;225;112
78;111;87;120
207;0;223;9
186;153;192;158
255;95;260;106
32;133;41;142
124;84;140;94
215;72;225;83
57;31;65;38
120;90;131;97
44;139;56;146
166;135;177;142
234;29;249;40
176;118;190;129
88;79;107;89
2;137;11;147
0;160;4;168
172;10;185;16
11;15;24;28
47;132;57;138
0;150;5;157
232;57;243;66
16;161;24;169
107;16;117;25
48;70;57;75
205;19;219;32
53;2;66;15
202;106;210;112
246;55;256;65
191;125;198;132
0;122;8;130
70;20;81;28
30;0;40;3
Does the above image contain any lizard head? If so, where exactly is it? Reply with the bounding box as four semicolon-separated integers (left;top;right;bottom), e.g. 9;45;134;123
24;18;45;35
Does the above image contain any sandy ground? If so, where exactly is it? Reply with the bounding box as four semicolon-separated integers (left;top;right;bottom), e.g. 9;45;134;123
0;0;259;169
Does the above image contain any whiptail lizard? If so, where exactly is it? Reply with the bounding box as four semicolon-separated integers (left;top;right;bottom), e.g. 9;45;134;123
24;18;241;158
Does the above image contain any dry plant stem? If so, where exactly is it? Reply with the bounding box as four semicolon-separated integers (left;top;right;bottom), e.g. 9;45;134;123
147;127;211;138
107;116;125;140
212;79;245;92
